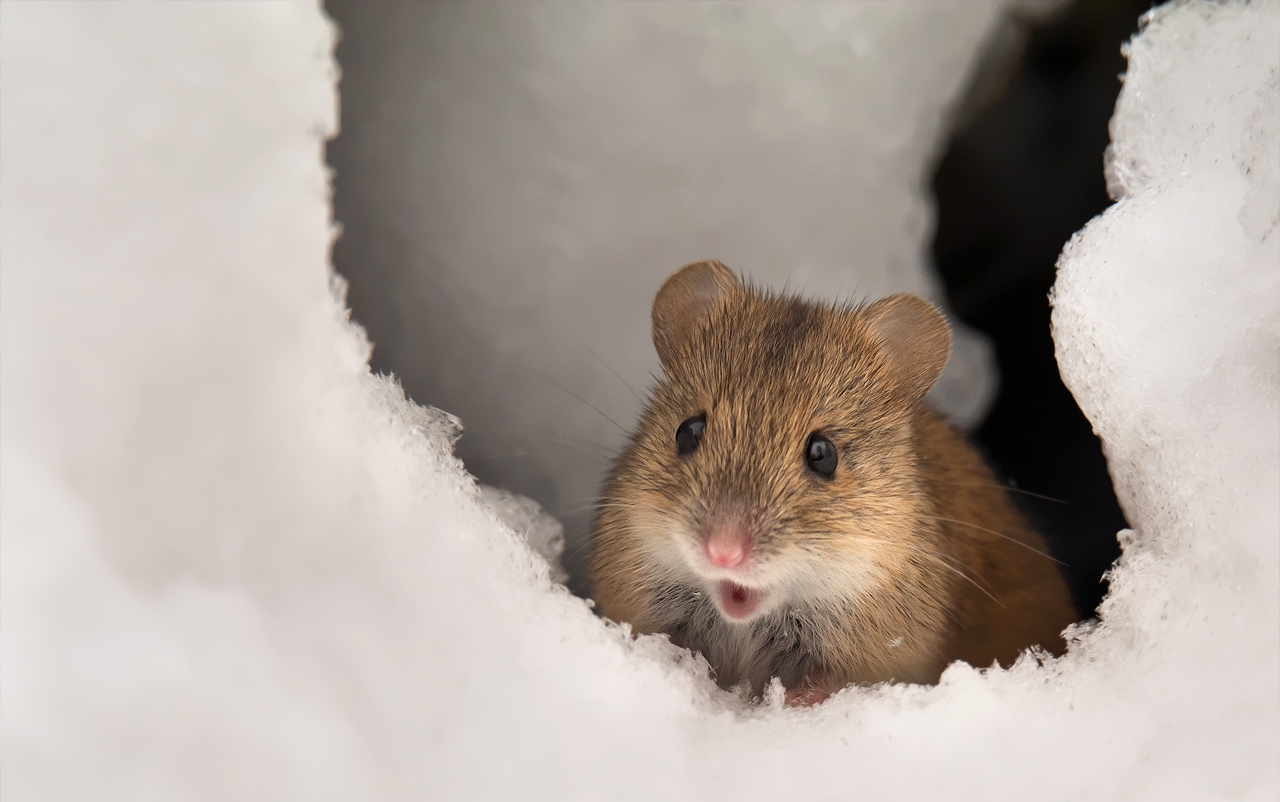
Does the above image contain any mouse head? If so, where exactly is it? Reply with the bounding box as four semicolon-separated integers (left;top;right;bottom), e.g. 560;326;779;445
616;260;951;623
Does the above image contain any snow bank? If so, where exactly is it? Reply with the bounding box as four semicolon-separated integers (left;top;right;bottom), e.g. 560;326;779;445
1;1;1275;801
326;1;1018;581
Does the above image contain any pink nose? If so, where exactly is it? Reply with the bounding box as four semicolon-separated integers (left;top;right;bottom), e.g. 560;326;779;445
704;530;749;569
706;540;745;568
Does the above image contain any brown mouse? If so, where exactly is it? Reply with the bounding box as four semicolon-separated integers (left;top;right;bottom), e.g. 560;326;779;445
590;260;1077;702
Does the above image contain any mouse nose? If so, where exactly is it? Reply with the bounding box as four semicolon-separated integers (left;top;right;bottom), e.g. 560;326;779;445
706;540;746;568
704;523;751;569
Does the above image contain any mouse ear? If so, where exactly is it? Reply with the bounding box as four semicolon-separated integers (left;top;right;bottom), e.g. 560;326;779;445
652;260;742;370
861;294;952;403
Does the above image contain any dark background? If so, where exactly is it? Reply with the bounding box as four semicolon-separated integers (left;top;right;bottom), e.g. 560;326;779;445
932;0;1155;616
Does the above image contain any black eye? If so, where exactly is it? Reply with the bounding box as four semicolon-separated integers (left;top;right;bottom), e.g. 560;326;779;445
805;433;838;477
675;414;706;456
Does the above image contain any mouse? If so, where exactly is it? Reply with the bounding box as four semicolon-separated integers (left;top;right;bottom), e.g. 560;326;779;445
589;260;1077;704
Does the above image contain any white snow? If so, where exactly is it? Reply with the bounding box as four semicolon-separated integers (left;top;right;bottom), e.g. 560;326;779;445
479;484;569;585
1;1;1276;801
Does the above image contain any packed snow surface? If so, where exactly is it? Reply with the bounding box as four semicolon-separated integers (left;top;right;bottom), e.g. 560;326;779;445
2;1;1276;800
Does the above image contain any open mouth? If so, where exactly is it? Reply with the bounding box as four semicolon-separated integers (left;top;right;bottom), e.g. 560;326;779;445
717;580;763;620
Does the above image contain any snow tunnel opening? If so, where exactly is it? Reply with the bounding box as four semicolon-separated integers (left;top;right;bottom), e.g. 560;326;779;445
321;0;1136;631
318;0;1274;720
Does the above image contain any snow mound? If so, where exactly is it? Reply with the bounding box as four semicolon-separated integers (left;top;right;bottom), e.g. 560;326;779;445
2;1;1276;801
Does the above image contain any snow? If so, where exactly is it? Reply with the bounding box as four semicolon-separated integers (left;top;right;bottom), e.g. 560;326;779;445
1;1;1276;800
479;484;569;585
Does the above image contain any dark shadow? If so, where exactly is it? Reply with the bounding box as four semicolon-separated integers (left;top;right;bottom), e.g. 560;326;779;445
931;0;1155;616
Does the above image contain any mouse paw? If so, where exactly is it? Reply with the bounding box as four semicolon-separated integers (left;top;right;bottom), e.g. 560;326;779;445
784;677;831;707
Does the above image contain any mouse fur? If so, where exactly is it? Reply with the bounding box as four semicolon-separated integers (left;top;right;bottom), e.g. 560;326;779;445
590;260;1077;697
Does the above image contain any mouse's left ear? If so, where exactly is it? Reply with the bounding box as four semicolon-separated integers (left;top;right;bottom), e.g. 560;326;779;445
862;294;952;403
652;260;742;370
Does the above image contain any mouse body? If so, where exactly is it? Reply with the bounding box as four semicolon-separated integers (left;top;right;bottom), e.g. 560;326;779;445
590;260;1076;699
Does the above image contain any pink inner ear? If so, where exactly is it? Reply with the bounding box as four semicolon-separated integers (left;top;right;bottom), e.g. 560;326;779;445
861;293;952;402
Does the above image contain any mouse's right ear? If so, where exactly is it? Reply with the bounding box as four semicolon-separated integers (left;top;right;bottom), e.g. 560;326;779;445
651;260;742;370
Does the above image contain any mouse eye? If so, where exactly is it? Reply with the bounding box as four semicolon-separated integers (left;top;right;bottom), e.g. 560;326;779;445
675;414;706;456
805;433;838;477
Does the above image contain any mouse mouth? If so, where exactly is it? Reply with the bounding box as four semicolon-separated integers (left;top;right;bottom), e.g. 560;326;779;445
717;580;764;620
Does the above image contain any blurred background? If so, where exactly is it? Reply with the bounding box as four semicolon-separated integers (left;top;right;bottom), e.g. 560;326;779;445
325;0;1149;617
931;0;1148;615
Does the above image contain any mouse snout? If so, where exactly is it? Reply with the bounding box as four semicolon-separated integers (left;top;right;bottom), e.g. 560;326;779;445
703;520;752;569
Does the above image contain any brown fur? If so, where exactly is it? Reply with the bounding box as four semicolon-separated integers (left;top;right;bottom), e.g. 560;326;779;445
590;260;1077;695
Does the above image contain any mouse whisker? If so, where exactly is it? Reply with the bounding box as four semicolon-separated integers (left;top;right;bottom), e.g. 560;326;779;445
546;497;600;514
553;501;658;522
533;374;630;436
587;498;665;516
575;338;647;407
560;535;608;569
466;426;617;445
463;449;612;465
793;532;1002;610
919;553;1005;608
850;536;1001;600
552;503;609;518
464;431;618;460
459;450;540;461
917;514;1069;567
930;480;1068;505
892;543;1003;608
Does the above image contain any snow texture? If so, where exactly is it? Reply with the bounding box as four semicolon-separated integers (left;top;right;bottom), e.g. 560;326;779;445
327;1;1019;584
479;485;569;585
1;1;1276;801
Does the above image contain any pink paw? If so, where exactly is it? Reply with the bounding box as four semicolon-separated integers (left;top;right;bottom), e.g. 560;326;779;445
784;679;831;707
